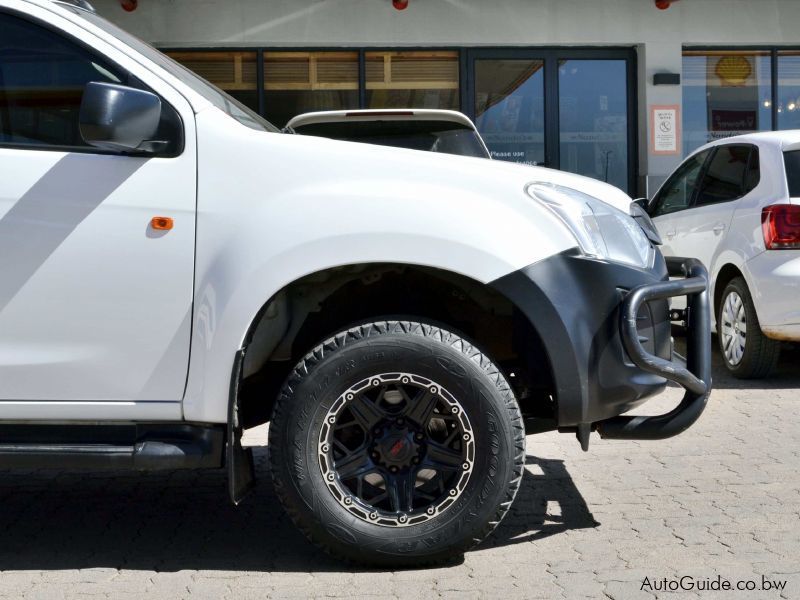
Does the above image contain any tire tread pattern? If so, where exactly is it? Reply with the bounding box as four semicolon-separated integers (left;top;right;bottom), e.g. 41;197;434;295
269;320;525;566
720;278;780;379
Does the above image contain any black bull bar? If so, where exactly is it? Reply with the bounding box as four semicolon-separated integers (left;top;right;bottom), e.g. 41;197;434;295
597;256;712;440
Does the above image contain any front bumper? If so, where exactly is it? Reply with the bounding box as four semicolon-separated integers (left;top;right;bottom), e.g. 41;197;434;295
492;250;711;441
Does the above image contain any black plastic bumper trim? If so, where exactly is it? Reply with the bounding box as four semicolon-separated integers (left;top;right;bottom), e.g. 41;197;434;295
596;256;712;440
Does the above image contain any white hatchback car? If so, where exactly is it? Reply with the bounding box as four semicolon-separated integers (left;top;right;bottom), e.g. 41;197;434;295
648;132;800;378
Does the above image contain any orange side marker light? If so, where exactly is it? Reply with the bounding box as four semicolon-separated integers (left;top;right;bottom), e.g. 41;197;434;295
151;216;174;231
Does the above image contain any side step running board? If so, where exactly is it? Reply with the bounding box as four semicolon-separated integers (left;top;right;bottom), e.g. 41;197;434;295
0;423;224;470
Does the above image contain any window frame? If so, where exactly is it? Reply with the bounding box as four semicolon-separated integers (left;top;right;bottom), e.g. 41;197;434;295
0;8;185;157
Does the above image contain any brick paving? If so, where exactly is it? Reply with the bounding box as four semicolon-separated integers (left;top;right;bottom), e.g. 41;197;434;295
0;343;798;599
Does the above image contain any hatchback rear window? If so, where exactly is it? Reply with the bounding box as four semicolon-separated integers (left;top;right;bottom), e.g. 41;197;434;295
292;120;490;159
784;151;800;197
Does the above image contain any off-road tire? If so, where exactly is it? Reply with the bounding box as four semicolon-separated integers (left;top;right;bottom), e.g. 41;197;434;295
718;277;780;379
269;320;525;566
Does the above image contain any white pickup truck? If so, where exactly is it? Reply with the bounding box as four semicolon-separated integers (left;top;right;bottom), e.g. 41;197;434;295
0;0;712;566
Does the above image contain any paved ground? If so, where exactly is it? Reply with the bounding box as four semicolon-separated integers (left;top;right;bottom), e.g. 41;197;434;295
0;341;798;600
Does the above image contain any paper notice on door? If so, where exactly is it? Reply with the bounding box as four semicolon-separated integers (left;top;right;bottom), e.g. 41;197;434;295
651;105;680;155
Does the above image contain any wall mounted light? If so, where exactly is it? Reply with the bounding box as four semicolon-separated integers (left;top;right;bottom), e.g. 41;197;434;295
655;0;680;9
120;0;137;11
392;0;409;10
653;73;681;86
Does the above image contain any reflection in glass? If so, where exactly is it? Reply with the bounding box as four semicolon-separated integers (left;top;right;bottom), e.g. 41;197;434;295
778;51;800;130
558;59;629;192
365;51;459;110
263;52;359;127
682;51;772;155
474;59;545;166
167;51;259;111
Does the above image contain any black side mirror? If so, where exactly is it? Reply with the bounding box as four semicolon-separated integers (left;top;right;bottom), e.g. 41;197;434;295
79;81;164;153
629;201;662;245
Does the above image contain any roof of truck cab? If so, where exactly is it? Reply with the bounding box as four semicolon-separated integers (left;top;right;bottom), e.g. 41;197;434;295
286;109;480;131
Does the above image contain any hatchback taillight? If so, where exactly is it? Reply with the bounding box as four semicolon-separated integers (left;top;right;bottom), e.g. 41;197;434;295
761;204;800;249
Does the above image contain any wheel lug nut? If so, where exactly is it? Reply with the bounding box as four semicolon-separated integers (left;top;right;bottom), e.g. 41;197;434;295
369;512;378;520
451;406;459;414
426;507;435;515
398;514;408;523
327;473;335;481
371;379;381;387
321;443;330;453
462;433;470;441
344;496;353;505
390;466;399;473
414;433;424;441
328;416;336;424
462;462;470;471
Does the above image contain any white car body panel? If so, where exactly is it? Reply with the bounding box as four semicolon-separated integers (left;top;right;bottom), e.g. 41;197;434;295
0;1;198;416
0;0;638;424
182;108;594;422
652;131;800;340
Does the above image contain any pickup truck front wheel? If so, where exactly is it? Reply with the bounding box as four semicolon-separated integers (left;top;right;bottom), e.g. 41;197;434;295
269;320;525;566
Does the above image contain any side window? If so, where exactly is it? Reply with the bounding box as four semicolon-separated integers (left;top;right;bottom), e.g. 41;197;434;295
0;12;182;154
0;12;124;148
651;150;709;217
744;146;760;194
695;145;753;206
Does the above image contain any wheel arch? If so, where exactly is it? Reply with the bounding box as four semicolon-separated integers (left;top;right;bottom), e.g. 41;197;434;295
235;262;559;429
714;263;746;326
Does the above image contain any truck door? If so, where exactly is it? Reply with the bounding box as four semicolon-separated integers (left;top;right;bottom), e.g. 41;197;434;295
0;11;196;412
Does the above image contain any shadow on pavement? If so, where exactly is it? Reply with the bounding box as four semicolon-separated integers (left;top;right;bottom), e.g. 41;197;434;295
484;455;599;548
0;452;594;572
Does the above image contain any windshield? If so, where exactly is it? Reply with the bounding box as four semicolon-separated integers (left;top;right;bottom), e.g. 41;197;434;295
292;120;491;159
62;6;279;132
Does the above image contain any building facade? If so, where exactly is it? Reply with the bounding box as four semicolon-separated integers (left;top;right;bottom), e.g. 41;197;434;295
91;0;800;197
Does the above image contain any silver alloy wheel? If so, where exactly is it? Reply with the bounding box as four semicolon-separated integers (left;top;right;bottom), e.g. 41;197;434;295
720;290;747;366
318;372;475;528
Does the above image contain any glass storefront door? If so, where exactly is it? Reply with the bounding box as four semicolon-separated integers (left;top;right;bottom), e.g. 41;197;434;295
473;59;545;166
468;49;635;194
558;59;629;192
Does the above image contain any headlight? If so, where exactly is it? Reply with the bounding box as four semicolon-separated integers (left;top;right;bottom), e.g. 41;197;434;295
526;182;654;269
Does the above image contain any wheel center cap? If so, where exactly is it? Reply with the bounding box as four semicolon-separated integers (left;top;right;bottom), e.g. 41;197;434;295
374;426;420;468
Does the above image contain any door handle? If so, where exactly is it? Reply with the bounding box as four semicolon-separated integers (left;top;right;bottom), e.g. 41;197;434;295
712;223;725;234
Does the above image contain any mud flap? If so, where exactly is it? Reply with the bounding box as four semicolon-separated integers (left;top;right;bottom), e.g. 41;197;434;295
227;348;255;505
